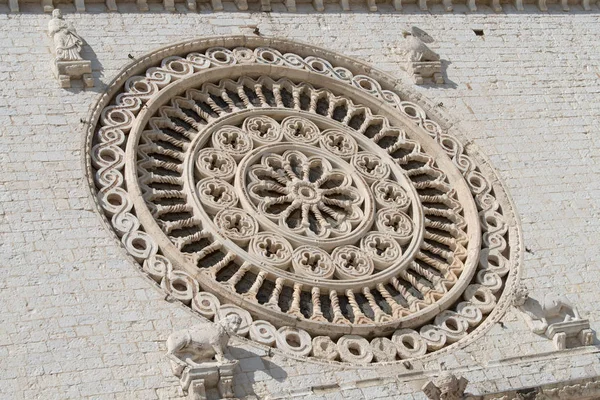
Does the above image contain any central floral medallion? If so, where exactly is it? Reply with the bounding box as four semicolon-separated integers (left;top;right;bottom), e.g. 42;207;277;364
247;149;363;239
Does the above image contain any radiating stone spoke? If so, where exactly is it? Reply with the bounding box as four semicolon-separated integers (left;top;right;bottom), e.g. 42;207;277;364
253;181;288;196
317;201;349;221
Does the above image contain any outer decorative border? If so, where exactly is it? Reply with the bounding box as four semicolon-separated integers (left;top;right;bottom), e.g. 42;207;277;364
84;36;523;366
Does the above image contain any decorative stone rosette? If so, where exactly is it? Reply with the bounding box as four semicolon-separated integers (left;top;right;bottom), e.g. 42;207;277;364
87;37;521;365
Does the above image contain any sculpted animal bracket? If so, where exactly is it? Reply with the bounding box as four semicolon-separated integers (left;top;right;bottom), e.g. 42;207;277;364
166;315;242;400
47;10;93;88
398;27;444;85
516;290;594;350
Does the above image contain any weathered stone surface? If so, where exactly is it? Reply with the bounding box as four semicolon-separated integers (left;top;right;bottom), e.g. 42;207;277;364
0;8;599;400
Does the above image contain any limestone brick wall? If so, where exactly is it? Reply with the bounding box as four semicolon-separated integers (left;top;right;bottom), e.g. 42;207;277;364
1;5;599;399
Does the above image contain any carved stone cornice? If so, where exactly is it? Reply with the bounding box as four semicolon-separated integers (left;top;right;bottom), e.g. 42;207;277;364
7;0;597;13
266;374;600;400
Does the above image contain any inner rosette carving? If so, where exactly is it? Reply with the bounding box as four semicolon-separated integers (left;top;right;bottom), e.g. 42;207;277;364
376;209;414;244
292;246;335;279
246;149;364;239
360;232;402;270
372;180;411;212
89;41;519;365
242;116;282;145
249;233;293;269
281;116;320;144
196;178;238;213
319;129;358;160
351;152;391;183
214;209;258;246
332;245;374;280
195;149;236;181
213;126;253;161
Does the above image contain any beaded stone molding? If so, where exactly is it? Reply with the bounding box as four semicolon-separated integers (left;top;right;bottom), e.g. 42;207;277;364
86;36;522;365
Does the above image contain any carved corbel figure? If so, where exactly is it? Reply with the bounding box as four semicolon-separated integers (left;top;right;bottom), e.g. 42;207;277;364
398;27;444;85
511;282;529;308
47;10;93;88
166;315;242;400
422;373;471;400
515;288;594;350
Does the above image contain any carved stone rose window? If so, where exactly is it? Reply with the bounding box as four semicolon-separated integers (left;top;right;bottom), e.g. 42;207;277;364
87;37;521;364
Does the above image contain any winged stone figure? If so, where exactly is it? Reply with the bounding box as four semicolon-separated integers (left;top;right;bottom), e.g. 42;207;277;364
399;27;440;63
398;27;444;84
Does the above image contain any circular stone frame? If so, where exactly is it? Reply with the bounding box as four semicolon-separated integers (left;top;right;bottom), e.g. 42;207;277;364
85;36;523;366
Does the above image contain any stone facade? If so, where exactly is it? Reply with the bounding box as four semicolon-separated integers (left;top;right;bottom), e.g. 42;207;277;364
1;5;600;400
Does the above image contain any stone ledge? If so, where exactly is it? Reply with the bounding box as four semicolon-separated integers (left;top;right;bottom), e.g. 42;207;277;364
4;0;599;13
52;59;93;89
264;374;600;400
478;376;600;400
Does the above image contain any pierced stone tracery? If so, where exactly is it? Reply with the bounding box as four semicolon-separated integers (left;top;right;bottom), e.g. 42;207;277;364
88;38;520;365
244;147;365;240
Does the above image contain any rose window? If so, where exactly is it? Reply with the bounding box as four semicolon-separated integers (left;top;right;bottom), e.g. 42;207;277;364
88;38;521;365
